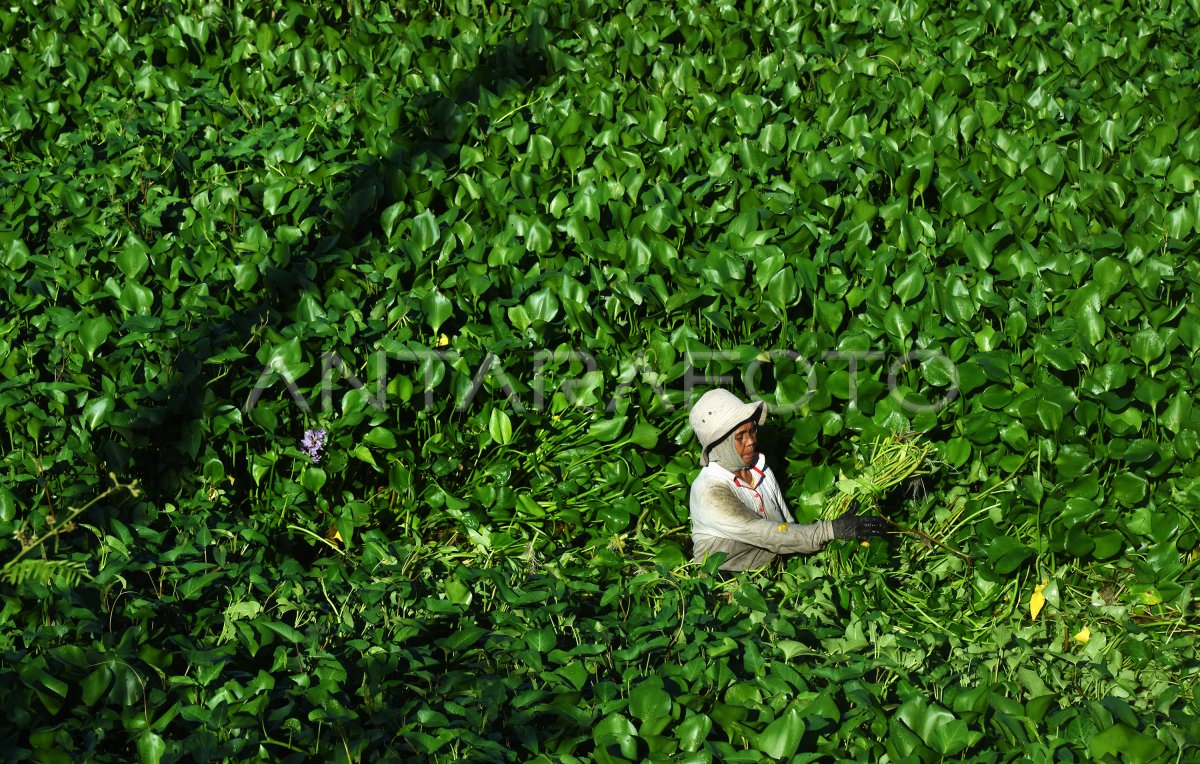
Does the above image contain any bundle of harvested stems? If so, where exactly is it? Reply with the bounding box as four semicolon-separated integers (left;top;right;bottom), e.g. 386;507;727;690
821;431;935;520
818;432;976;567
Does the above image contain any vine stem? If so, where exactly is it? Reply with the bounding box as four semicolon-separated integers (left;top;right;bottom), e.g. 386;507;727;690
287;524;346;555
489;94;546;130
3;475;141;575
884;516;974;565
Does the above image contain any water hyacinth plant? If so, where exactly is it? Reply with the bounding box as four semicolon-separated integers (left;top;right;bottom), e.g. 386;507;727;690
301;429;327;464
821;431;937;519
1;0;1197;761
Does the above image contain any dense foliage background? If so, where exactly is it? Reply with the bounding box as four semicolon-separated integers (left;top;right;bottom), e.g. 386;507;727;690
2;0;1198;760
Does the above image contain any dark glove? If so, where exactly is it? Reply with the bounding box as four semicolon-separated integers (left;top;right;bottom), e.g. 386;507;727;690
831;500;891;540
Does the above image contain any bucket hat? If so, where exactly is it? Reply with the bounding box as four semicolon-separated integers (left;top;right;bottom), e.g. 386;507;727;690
689;389;766;466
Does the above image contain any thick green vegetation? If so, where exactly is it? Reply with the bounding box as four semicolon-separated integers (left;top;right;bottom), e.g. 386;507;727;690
2;0;1199;761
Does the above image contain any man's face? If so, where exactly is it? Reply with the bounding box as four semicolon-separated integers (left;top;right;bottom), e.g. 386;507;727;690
732;421;758;466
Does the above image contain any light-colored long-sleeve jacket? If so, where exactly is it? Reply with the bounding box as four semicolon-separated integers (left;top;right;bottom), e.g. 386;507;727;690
690;454;835;571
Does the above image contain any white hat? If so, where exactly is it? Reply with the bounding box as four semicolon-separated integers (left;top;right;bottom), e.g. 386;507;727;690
689;389;766;466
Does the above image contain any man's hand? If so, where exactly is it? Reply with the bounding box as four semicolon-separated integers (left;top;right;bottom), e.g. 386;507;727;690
831;500;891;540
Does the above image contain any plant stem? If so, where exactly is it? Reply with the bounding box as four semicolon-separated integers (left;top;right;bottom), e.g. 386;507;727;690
2;475;141;576
884;517;974;565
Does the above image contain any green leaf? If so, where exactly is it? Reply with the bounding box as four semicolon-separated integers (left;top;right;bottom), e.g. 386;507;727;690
941;438;972;468
224;600;262;620
364;427;397;449
986;536;1033;575
83;396;115;430
203;457;225;484
1175;429;1200;460
708;152;732;179
1092;256;1128;298
590;416;626;442
897;696;957;749
233;262;258;291
733;583;769;612
1167;162;1198;192
894;269;925;303
1093;530;1124;559
732;92;763;135
1161;393;1192;434
0;488;14;522
525;219;552;253
1061;497;1099;528
80;315;113;360
507;305;531;332
301;467;327;492
594;713;638;760
81;667;112;707
677;713;712;752
1112;473;1147;506
444;577;471;605
488;408;513;446
258;619;305;643
630;678;672;721
599;504;631;532
525;627;556;653
526;288;559;322
422;290;452;332
350;444;379;469
117;240;149;279
1077;306;1106;346
436;626;487;651
137;732;166;764
1130;329;1165;365
929;718;979;756
629;420;660;449
755;705;804;759
1089;724;1166;764
557;662;588;692
264;182;290;216
119;281;155;313
1036;400;1063;434
766;267;799;308
3;237;30;270
884;303;912;341
413;209;440;251
1166;205;1194;239
381;202;405;239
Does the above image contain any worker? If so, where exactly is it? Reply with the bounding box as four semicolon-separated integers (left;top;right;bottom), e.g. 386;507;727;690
688;388;891;571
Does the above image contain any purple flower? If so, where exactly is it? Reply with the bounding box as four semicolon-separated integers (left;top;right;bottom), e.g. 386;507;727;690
301;429;327;463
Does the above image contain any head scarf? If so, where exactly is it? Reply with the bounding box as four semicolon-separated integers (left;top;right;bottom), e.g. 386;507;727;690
705;426;753;472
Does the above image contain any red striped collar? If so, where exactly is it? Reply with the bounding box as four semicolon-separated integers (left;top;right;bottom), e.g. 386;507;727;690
732;465;766;490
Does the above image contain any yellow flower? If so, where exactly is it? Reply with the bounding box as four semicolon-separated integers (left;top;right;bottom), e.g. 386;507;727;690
1030;580;1048;621
1074;626;1091;644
